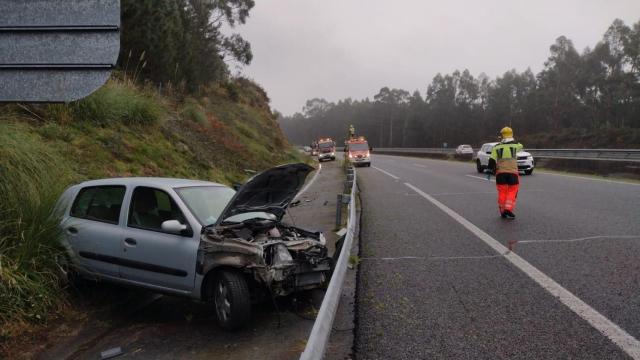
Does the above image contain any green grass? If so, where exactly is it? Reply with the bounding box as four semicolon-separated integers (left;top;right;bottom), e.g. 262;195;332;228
69;81;164;126
0;122;72;324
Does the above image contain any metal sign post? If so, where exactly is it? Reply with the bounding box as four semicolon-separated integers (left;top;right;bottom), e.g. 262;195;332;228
0;0;120;102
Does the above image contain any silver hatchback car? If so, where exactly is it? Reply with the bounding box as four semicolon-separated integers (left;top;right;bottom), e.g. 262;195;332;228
56;163;331;330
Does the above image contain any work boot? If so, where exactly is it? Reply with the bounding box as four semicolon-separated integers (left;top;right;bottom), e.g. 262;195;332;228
504;210;516;220
500;212;507;218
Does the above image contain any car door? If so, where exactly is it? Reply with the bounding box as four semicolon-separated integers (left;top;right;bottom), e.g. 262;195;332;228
119;186;199;292
61;185;127;278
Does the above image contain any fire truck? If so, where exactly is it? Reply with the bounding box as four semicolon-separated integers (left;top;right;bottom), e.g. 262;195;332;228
346;136;371;167
317;138;336;161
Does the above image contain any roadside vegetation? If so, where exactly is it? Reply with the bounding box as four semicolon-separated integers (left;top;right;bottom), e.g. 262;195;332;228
0;0;310;350
280;18;640;149
0;77;302;340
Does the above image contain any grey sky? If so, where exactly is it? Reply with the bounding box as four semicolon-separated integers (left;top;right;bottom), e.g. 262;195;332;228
234;0;640;115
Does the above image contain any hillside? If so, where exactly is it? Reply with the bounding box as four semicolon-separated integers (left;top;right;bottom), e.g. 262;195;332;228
0;77;305;338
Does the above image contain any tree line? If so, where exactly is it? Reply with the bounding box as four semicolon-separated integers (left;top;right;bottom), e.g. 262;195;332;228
279;19;640;148
119;0;255;91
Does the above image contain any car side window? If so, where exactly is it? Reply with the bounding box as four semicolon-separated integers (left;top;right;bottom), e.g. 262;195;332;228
128;187;189;233
70;186;126;224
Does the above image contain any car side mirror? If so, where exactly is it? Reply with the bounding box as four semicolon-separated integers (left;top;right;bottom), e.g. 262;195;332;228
161;220;188;235
232;183;242;191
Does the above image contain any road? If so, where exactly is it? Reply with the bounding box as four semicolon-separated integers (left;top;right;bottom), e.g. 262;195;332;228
355;154;640;359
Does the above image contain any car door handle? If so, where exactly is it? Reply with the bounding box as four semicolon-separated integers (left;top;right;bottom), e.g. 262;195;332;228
124;238;137;246
67;226;78;235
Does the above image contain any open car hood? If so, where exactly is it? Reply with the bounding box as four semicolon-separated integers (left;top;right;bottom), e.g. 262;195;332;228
215;163;314;224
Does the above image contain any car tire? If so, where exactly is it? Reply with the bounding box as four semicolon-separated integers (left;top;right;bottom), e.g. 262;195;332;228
367;163;371;167
524;169;533;175
212;270;251;330
476;160;484;173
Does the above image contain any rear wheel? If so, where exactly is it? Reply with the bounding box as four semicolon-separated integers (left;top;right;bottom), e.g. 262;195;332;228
212;270;251;330
476;160;484;173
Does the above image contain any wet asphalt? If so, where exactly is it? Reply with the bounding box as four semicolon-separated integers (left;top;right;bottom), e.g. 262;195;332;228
355;154;640;359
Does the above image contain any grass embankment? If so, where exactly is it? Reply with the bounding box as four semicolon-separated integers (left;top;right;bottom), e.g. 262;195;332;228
0;77;305;341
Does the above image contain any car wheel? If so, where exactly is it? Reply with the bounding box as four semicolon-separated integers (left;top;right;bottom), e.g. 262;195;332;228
476;160;484;173
367;163;371;167
212;270;251;330
524;169;533;175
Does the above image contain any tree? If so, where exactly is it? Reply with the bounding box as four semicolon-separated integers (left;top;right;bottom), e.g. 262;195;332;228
279;18;640;148
119;0;255;90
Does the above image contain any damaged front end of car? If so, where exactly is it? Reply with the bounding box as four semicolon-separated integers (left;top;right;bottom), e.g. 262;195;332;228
196;163;331;297
197;220;331;296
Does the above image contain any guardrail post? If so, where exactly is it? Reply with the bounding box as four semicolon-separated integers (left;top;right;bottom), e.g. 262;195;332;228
336;194;343;229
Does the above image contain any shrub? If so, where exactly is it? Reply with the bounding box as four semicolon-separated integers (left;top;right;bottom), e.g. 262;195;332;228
72;81;163;126
181;98;207;125
0;121;72;325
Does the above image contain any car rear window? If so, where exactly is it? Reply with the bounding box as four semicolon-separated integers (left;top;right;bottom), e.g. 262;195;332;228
70;186;126;224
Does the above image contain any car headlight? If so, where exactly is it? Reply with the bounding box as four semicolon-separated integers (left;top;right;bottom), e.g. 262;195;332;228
528;156;533;161
271;244;293;266
331;152;335;156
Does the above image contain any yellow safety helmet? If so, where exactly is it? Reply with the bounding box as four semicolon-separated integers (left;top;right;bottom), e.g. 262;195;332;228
500;126;513;138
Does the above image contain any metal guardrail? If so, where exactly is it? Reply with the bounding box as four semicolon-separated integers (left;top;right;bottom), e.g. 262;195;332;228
527;149;640;162
375;148;640;162
300;166;357;360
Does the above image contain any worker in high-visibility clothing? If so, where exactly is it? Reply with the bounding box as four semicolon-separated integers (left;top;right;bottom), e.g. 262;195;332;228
488;127;523;219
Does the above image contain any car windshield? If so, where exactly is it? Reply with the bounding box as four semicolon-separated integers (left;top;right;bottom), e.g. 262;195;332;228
175;186;235;226
319;142;333;149
349;143;369;151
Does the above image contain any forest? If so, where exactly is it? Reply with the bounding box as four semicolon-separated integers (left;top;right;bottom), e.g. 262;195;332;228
279;19;640;149
119;0;254;90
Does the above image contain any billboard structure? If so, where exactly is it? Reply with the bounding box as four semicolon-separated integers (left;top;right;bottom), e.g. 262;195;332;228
0;0;120;102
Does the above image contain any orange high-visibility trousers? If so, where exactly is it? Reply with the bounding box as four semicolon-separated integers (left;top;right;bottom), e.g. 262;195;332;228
497;183;519;213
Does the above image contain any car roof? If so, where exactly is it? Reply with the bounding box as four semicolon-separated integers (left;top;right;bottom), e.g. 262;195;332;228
73;177;226;189
482;142;499;147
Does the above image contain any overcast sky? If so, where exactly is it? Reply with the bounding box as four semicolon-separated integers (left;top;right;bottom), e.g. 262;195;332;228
233;0;640;115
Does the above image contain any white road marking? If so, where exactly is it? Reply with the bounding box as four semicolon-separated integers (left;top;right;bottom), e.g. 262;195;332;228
372;166;400;180
432;189;545;196
431;191;495;196
517;235;640;244
362;255;502;261
294;163;321;201
540;171;640;186
404;181;640;359
465;174;495;182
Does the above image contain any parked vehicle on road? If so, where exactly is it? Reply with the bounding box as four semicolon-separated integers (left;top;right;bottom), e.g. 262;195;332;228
455;144;474;155
317;138;336;161
476;142;535;175
346;136;371;167
56;164;331;330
